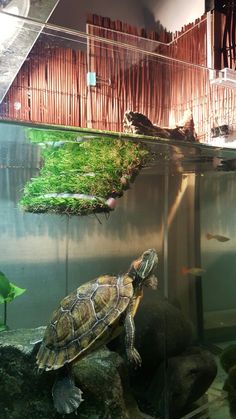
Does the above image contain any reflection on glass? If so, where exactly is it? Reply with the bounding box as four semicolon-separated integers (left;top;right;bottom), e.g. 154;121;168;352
0;0;30;53
0;0;59;103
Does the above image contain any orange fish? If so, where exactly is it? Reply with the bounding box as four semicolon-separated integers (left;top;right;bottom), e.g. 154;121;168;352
206;233;230;242
181;266;206;276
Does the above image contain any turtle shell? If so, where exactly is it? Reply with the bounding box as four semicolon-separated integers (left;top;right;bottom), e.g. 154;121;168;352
36;274;134;371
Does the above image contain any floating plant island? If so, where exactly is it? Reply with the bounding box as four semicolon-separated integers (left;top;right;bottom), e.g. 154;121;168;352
20;109;197;216
20;128;149;215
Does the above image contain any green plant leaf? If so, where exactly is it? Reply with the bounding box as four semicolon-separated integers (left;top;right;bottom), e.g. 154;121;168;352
5;283;26;302
11;283;26;298
0;271;11;299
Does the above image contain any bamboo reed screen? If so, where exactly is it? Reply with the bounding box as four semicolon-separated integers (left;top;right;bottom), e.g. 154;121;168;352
0;12;236;143
0;44;87;127
86;14;236;140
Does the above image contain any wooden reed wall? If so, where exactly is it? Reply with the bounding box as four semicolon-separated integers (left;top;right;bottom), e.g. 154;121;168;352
0;13;236;142
87;13;172;43
86;23;171;131
86;15;236;140
0;44;87;127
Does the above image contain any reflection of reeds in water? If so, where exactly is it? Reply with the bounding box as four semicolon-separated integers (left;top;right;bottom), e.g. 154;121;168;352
167;175;189;228
161;173;195;302
160;174;190;239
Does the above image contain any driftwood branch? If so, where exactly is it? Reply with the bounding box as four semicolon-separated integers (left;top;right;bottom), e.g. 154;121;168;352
123;110;198;142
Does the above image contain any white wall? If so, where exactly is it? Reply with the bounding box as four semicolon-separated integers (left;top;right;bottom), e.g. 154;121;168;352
50;0;146;31
143;0;205;32
51;0;205;33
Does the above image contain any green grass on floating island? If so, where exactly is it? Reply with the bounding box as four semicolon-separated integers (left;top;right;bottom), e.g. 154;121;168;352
20;129;149;215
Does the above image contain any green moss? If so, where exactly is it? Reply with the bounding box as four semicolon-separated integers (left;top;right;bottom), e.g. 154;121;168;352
26;128;79;143
20;130;148;215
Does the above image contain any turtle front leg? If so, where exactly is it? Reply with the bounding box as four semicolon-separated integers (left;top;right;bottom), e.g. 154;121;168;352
124;301;142;368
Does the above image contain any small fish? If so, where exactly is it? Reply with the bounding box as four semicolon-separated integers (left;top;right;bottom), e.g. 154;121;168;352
206;233;230;242
181;267;206;276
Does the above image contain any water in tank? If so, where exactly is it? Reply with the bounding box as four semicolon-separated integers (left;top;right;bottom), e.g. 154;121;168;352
0;120;236;418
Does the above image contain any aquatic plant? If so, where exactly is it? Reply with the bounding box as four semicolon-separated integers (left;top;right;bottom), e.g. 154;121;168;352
20;129;148;215
0;271;26;331
27;128;78;143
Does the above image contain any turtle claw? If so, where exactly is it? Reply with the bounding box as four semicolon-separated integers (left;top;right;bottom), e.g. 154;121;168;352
52;376;83;414
127;347;142;368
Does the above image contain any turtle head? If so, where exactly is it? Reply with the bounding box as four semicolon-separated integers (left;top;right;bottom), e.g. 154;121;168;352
128;248;158;288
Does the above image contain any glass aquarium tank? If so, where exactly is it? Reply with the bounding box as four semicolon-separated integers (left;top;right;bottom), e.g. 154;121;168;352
1;7;236;419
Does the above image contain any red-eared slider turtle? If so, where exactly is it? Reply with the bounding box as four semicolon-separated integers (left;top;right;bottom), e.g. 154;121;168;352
36;248;158;414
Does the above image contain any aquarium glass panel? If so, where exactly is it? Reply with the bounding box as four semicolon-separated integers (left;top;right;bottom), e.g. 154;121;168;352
1;13;236;419
0;0;60;102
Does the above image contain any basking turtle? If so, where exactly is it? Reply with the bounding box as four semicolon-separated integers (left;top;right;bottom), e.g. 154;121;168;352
36;248;158;414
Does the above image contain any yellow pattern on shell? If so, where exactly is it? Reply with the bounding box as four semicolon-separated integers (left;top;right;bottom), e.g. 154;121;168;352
36;274;134;371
